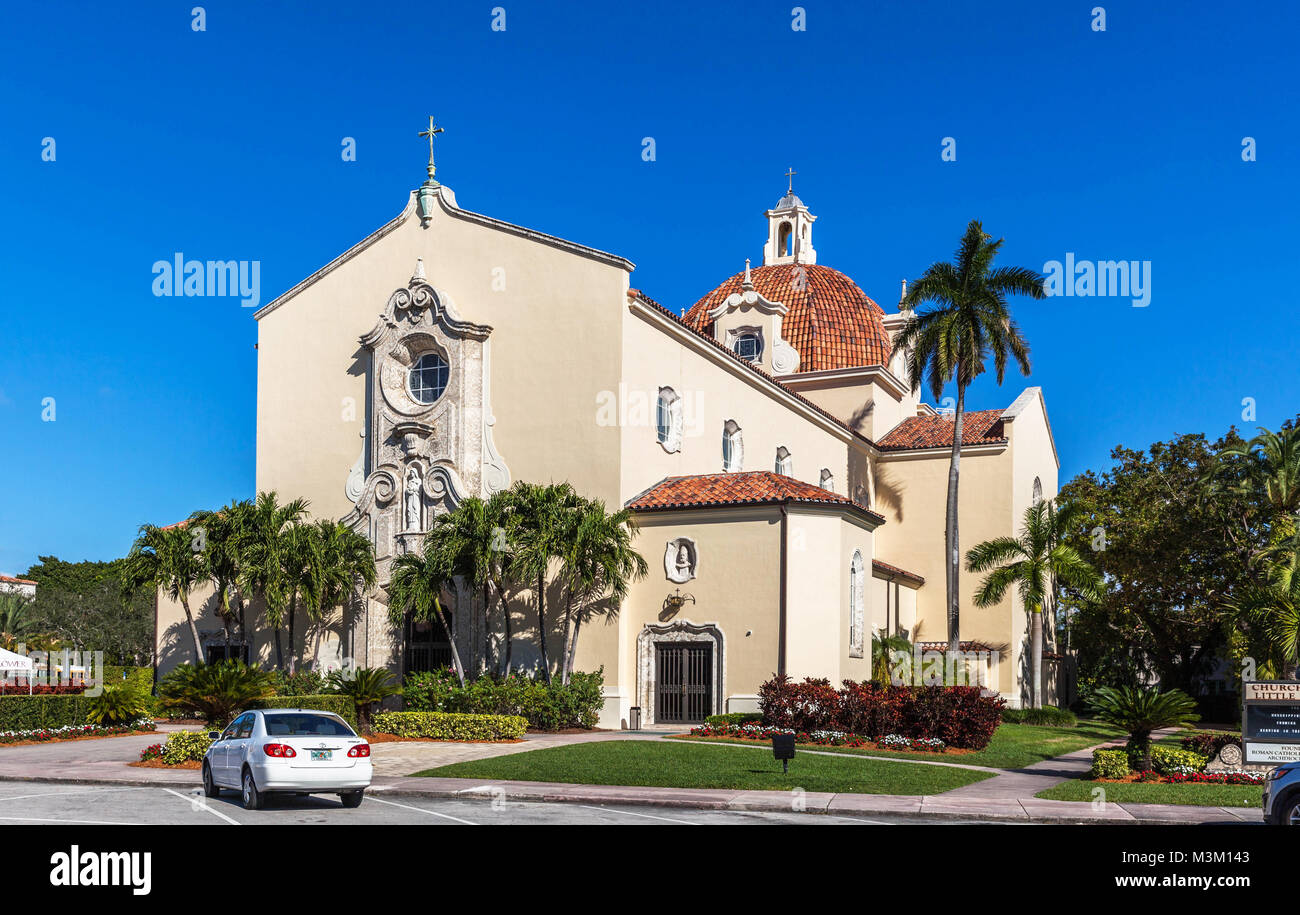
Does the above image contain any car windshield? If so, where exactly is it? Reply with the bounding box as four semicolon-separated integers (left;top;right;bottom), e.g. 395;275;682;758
262;713;355;737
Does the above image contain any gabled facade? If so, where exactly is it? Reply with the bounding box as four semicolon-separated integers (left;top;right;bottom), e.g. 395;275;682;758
155;167;1061;722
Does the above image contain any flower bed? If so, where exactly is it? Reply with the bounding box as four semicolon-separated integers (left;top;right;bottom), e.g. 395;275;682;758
0;684;84;696
688;722;949;753
757;676;1003;749
0;718;155;746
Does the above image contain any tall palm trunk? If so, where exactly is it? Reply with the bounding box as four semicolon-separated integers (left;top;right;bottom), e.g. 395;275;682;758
499;580;513;677
273;627;284;670
558;587;574;687
1030;604;1043;708
536;573;551;685
434;601;466;686
565;603;585;684
945;385;966;655
179;592;204;664
287;596;298;675
235;596;248;662
481;582;492;677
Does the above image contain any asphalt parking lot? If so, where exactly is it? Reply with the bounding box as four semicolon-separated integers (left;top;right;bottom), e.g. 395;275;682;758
0;780;996;825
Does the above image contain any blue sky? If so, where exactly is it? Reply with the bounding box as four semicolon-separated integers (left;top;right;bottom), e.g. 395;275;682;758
1;1;1297;574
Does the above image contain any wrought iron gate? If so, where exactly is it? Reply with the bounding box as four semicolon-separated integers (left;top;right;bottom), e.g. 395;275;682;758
655;642;713;723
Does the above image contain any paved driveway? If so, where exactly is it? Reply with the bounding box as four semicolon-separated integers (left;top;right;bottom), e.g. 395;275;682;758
0;727;197;785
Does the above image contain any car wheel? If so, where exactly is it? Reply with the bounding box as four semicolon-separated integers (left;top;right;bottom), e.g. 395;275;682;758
340;790;364;809
1286;798;1300;826
241;769;263;810
202;762;220;798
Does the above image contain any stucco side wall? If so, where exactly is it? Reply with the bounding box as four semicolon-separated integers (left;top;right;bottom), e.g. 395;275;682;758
872;446;1018;697
611;508;782;726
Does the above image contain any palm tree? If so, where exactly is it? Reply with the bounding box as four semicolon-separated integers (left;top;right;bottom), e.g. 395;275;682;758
966;499;1103;707
426;495;509;676
190;500;255;660
896;220;1044;652
1216;424;1300;517
1228;535;1300;679
556;500;647;684
871;629;912;687
301;520;377;666
0;591;33;651
387;544;466;686
508;481;581;685
1089;685;1199;772
125;523;207;663
326;667;398;733
238;492;309;670
278;522;314;675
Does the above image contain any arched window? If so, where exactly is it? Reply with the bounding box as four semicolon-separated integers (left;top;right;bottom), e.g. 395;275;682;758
849;551;865;658
778;222;792;257
408;352;449;404
775;446;793;476
819;468;834;491
657;387;682;452
722;420;743;472
1032;476;1043;505
734;332;761;362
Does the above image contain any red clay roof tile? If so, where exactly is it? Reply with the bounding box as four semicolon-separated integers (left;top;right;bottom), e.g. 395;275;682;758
627;471;885;524
876;410;1007;451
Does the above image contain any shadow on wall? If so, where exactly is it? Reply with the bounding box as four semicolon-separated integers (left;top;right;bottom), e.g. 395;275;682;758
873;464;905;524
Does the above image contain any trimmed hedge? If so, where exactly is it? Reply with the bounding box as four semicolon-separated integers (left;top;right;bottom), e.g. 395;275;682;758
1001;707;1077;727
161;730;212;765
245;695;358;730
758;676;1005;750
704;712;763;727
1091;748;1130;779
1089;745;1211;779
0;695;90;731
103;666;153;692
372;711;527;742
402;668;604;730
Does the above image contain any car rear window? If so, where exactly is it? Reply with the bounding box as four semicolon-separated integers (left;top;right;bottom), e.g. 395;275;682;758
263;713;355;737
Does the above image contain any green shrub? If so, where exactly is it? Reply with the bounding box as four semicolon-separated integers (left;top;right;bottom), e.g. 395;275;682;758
402;668;604;730
102;666;153;693
160;730;212;765
273;669;326;697
1128;745;1209;775
0;695;89;731
245;695;358;730
705;712;763;727
1001;706;1077;727
1090;748;1130;779
158;661;278;725
325;668;399;733
86;685;150;727
372;711;527;741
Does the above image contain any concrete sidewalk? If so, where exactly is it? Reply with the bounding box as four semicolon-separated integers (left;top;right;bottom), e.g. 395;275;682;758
368;774;1263;824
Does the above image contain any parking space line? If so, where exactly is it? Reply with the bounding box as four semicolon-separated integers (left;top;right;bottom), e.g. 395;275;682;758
0;786;150;803
0;815;134;825
367;796;476;825
162;788;241;825
575;804;698;825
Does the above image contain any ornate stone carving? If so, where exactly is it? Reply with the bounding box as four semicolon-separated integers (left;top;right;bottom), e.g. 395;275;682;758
636;620;725;724
664;537;698;584
343;277;509;586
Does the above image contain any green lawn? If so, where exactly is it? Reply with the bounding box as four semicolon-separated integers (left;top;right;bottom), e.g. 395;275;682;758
674;721;1127;770
1037;778;1262;808
416;739;994;795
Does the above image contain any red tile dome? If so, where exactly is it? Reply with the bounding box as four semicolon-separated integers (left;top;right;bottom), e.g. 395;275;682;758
682;263;892;373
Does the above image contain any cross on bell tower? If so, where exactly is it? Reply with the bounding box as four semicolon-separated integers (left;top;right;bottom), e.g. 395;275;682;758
763;168;817;266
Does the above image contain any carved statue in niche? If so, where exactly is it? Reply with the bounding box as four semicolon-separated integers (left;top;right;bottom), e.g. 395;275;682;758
664;537;698;584
404;466;422;530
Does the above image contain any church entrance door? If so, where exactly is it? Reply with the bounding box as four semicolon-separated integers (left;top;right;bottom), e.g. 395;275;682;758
655;643;713;723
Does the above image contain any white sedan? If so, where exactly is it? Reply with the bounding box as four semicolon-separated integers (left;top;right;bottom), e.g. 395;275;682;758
202;709;372;809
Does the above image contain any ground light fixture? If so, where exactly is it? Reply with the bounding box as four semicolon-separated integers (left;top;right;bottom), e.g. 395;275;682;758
772;733;795;774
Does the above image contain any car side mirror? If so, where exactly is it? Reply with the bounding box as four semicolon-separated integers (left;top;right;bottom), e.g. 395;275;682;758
207;731;221;741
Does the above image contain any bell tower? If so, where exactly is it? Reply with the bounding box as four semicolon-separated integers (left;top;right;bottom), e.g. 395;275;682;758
763;168;817;266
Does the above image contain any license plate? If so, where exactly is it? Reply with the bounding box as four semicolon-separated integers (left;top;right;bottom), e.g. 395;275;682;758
310;749;332;761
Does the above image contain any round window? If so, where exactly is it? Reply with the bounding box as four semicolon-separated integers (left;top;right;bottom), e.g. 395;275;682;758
408;352;449;404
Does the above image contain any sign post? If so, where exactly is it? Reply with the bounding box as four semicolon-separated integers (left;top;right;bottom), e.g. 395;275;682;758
1242;681;1300;766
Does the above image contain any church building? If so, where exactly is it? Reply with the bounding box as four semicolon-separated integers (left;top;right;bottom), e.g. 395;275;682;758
155;136;1060;725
